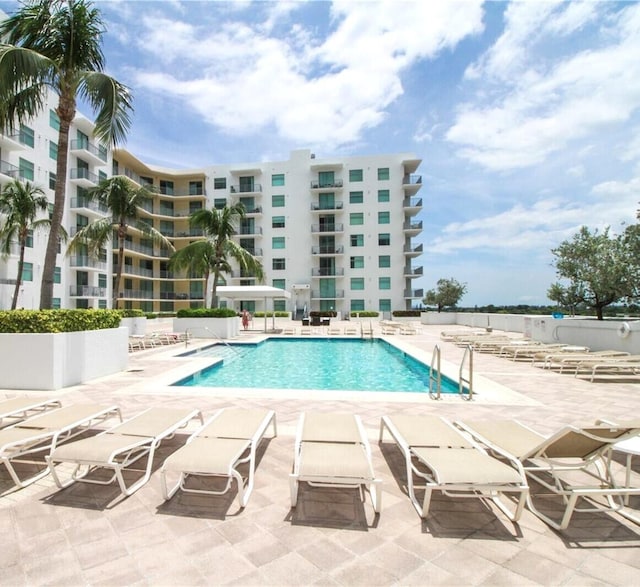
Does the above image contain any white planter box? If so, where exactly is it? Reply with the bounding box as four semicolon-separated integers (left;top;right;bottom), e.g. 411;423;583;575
0;327;128;391
120;316;147;336
172;317;239;339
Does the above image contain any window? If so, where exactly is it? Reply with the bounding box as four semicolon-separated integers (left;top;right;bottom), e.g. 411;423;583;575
214;177;226;189
48;203;54;219
26;230;33;248
272;215;285;228
318;171;335;187
377;167;390;180
351;299;365;312
49;141;58;160
214;198;227;209
49;110;60;131
274;300;286;312
272;258;286;270
22;262;33;282
49;172;56;190
189;201;203;213
378;255;391;268
350;277;365;290
53;266;61;284
272;194;285;207
349;191;363;204
52;298;61;309
379;299;391;312
160;180;174;195
378;233;390;246
98;170;107;182
271;173;285;186
350;234;364;247
272;278;285;289
378;189;390;202
19;158;34;181
99;274;107;288
349;212;364;225
189;181;202;195
140;176;153;187
19;125;34;148
350;256;364;269
272;236;285;249
349;169;363;182
378;277;391;290
378;211;390;224
98;300;107;309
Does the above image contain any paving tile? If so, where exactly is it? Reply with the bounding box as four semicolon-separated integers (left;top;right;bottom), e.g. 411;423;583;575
503;549;576;585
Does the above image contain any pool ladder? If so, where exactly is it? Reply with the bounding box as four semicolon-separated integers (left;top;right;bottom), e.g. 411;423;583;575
429;344;474;400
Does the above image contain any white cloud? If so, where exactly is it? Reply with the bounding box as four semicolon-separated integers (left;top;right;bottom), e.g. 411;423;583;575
448;2;640;171
128;1;484;149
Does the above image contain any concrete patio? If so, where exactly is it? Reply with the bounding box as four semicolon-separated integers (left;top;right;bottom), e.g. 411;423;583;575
1;322;639;586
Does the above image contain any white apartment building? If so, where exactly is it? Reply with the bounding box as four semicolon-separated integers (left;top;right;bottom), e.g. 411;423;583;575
1;100;423;315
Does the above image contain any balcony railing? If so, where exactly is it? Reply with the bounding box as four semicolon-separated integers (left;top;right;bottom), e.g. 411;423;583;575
70;198;108;214
0;159;19;178
121;266;154;278
403;266;424;276
69;256;107;270
403;197;423;208
238;226;263;236
403;243;423;254
311;289;344;299
230;183;262;193
70;167;99;184
403;174;422;186
70;139;108;163
311;268;345;276
403;288;424;298
310;179;343;189
311;202;343;211
311;245;344;255
241;247;263;256
403;221;423;231
69;286;107;297
311;223;344;233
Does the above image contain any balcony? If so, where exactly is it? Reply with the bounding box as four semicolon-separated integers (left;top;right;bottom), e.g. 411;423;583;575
311;268;344;277
173;229;205;238
70;197;108;216
120;289;154;300
69;286;107;297
403;243;423;257
311;202;343;212
403;265;423;278
70;139;108;166
403;197;423;214
243;206;263;216
159;292;201;300
311;245;344;255
402;174;422;195
241;247;263;257
0;132;25;151
230;183;262;194
157;187;207;198
403;288;424;299
310;179;343;191
311;289;344;299
0;159;19;185
311;223;344;234
70;167;99;188
237;226;263;237
121;241;171;258
403;220;423;235
121;266;154;278
69;256;107;271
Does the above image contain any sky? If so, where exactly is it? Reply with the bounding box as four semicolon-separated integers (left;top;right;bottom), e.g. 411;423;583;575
2;0;640;307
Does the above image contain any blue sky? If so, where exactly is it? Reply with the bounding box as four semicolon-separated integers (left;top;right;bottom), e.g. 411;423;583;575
2;0;639;307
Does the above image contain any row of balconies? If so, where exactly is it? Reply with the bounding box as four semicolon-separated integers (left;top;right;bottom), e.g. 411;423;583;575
119;290;204;300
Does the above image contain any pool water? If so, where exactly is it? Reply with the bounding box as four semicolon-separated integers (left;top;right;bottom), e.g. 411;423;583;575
174;338;459;393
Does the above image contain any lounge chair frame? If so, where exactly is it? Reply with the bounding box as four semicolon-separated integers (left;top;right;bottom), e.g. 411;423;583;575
290;412;381;514
160;408;277;508
456;419;640;530
47;408;203;499
379;415;528;522
0;396;62;428
0;404;121;491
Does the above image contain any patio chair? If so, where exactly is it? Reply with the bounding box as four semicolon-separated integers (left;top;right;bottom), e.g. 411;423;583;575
0;403;121;491
0;396;62;428
575;355;640;382
290;412;381;514
46;407;203;499
160;408;276;507
455;419;640;530
344;325;357;336
379;414;528;522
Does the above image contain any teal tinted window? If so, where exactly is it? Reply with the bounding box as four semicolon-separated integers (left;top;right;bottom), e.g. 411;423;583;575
378;211;390;224
350;278;365;290
272;278;285;289
377;167;390;180
272;174;285;186
349;213;364;225
379;277;391;290
49;110;60;130
378;233;390;246
350;256;364;269
53;266;61;283
351;299;365;311
379;299;391;311
272;237;285;249
272;216;285;228
350;234;364;246
272;194;285;207
349;169;363;182
378;189;390;202
349;191;363;204
22;262;33;281
378;255;391;268
49;142;58;160
19;125;34;147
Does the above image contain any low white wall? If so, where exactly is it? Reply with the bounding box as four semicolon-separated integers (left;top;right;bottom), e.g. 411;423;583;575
172;317;239;339
0;327;128;390
119;316;147;336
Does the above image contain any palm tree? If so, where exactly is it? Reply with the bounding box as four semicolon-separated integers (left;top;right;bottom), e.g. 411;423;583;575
169;204;264;308
0;179;51;309
0;0;133;309
66;176;174;309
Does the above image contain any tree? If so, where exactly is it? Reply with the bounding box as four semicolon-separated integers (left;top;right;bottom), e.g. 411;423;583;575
66;176;174;309
169;204;264;308
0;179;51;309
0;0;133;309
549;226;635;320
423;277;467;312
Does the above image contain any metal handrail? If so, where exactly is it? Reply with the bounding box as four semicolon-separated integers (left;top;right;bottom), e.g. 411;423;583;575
459;345;474;400
184;326;240;354
429;345;442;399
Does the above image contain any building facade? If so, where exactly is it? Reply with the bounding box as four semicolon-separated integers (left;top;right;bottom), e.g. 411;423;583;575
1;104;423;315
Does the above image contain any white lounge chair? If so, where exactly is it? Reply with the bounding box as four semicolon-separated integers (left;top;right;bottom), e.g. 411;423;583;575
47;407;203;500
290;412;381;514
456;419;640;530
160;408;276;508
0;404;121;492
575;355;640;382
0;396;62;428
379;414;528;522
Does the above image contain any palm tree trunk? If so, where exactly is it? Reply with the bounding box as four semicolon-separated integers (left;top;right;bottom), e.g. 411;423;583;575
11;242;25;310
40;93;75;309
113;233;126;309
210;267;221;309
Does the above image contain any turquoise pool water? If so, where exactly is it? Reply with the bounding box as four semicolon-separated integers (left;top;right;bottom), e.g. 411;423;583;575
173;338;459;393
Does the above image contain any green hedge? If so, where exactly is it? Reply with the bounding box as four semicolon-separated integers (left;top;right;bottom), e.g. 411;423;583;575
310;311;337;318
392;310;421;317
176;308;237;318
350;311;379;317
254;311;289;317
118;309;145;318
0;309;122;333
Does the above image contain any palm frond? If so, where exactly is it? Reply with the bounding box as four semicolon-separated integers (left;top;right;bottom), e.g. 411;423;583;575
66;217;113;257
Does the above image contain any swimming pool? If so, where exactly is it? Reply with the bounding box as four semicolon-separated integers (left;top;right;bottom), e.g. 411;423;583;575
173;338;459;393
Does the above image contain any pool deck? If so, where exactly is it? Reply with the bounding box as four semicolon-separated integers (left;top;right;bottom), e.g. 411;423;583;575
2;321;640;586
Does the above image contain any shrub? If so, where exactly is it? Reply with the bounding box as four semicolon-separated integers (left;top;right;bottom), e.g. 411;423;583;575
145;313;158;319
0;309;122;333
254;311;289;317
176;308;237;318
309;310;337;318
392;310;421;317
350;311;379;318
118;309;145;318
